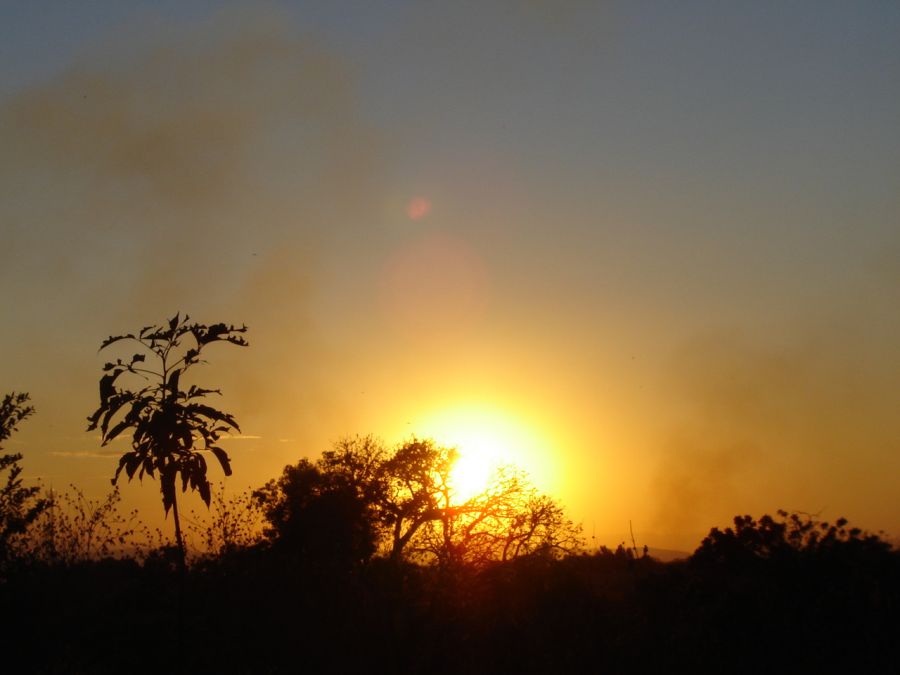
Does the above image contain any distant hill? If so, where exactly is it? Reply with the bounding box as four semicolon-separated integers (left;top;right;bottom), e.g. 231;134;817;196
646;547;690;562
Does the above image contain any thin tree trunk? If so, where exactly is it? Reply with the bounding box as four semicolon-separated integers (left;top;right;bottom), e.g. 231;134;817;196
171;490;186;574
390;517;404;561
171;488;186;669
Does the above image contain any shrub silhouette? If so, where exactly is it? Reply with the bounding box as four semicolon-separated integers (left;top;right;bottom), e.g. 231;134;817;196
23;485;161;565
1;381;896;673
255;435;582;568
691;509;891;566
185;482;265;560
684;510;898;671
254;456;381;568
0;392;49;571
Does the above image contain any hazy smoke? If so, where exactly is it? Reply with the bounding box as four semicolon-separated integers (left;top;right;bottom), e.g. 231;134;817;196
0;7;383;485
651;322;900;539
1;7;378;313
3;3;898;550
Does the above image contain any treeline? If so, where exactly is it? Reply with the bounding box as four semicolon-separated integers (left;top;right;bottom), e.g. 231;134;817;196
2;506;897;672
253;435;582;569
2;312;899;672
1;414;581;571
2;394;898;673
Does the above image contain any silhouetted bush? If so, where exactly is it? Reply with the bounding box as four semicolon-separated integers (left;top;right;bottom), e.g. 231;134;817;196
2;477;897;673
0;392;49;573
253;436;583;574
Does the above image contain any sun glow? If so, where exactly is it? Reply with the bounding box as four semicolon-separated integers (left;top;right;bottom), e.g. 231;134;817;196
414;403;559;503
448;434;506;502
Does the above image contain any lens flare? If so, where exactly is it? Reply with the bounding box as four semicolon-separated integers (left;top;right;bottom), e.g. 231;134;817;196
406;196;432;220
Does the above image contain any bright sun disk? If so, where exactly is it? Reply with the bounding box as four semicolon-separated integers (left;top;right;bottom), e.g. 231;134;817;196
413;403;557;503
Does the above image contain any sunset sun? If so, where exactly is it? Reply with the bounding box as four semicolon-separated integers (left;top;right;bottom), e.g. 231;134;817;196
448;434;505;502
414;403;558;503
3;3;897;670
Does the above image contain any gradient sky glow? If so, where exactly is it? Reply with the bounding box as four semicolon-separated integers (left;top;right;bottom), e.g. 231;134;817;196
2;1;899;550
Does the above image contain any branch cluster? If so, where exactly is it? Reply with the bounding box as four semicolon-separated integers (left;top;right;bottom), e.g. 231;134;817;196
254;436;583;568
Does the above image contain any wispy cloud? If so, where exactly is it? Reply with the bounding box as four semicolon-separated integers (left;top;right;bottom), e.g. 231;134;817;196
50;450;119;459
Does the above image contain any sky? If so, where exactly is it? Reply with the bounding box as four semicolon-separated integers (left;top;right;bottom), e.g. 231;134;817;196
2;1;898;551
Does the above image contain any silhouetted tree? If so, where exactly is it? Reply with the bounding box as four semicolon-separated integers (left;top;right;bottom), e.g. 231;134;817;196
254;454;381;567
318;435;387;502
691;510;891;566
0;392;49;568
380;437;458;561
419;465;583;567
87;313;248;569
256;436;582;567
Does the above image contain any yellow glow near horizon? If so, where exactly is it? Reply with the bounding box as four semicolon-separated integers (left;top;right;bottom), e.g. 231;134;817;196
448;434;504;502
413;403;559;502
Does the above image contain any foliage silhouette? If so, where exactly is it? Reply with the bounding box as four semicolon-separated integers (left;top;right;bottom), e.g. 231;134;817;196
417;464;583;567
87;312;248;569
1;492;897;672
253;436;386;568
691;509;892;566
255;436;582;567
380;437;458;561
0;392;49;571
0;381;895;672
186;482;265;560
22;485;159;565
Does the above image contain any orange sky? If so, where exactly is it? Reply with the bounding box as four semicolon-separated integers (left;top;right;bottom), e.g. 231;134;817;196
2;3;899;551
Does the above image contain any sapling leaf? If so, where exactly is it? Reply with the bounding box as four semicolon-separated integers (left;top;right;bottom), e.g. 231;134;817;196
89;314;248;569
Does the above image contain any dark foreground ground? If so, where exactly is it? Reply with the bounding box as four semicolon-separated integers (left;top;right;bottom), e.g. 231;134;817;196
3;539;898;674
